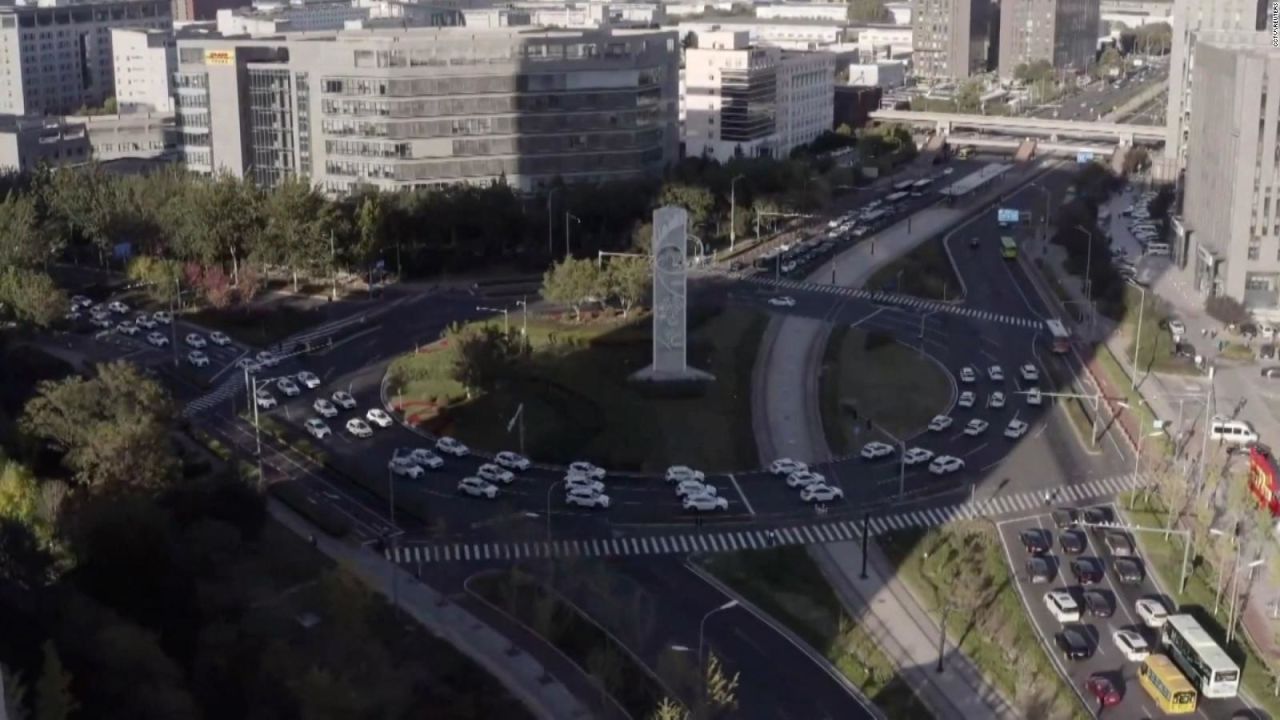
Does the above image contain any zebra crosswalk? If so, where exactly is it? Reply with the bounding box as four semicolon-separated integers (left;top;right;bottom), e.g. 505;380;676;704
387;473;1140;565
746;277;1045;330
182;374;245;418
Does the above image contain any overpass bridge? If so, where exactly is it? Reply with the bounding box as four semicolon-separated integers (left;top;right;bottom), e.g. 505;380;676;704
869;109;1165;146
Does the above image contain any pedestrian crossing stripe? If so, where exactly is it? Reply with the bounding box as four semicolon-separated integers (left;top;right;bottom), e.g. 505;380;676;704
182;373;246;418
745;277;1045;330
387;473;1140;565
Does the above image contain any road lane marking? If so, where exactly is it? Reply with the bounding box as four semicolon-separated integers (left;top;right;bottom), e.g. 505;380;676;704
727;473;756;516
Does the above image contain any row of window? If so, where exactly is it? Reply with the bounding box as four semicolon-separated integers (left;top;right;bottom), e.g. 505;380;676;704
347;39;672;70
321;69;664;98
326;147;664;181
319;108;663;139
320;89;665;118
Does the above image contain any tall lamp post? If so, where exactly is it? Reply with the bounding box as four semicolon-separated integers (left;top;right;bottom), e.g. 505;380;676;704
1030;182;1052;241
545;479;561;541
1073;224;1095;327
476;305;510;335
1127;279;1146;389
871;421;908;498
565;212;581;258
1129;420;1166;509
698;600;739;669
546;187;561;258
729;174;746;253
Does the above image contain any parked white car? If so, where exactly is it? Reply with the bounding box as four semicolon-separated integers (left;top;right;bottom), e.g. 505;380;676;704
988;391;1006;409
134;314;157;329
674;479;716;498
146;332;168;347
665;465;706;483
928;415;953;432
366;408;394;428
477;463;515;485
903;447;934;465
276;377;301;397
345;418;373;438
567;461;606;480
565;475;606;494
187;350;210;367
209;331;231;346
456;476;497;499
786;470;826;488
313;398;338;418
987;365;1004;381
435;435;470;456
769;458;808;475
964;419;989;436
152;310;172;325
296;371;321;389
185;332;207;348
1020;364;1040;382
860;441;895;460
256;350;279;367
331;390;357;409
1044;590;1081;622
928;455;965;475
768;296;796;307
305;418;332;440
1135;598;1170;629
116;322;140;338
682;492;728;512
959;367;976;383
255;390;277;410
107;300;130;314
1004;419;1029;439
1026;388;1043;406
405;448;444;469
389;457;424;479
958;391;976;408
800;484;844;503
565;487;610;508
1112;629;1150;662
494;451;531;471
70;295;92;309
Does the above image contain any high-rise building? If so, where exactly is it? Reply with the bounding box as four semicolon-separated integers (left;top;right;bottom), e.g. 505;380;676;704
682;30;833;162
173;26;679;193
112;28;175;112
172;0;245;23
997;0;1101;80
1181;31;1280;311
0;0;172;116
1166;0;1264;169
910;0;993;80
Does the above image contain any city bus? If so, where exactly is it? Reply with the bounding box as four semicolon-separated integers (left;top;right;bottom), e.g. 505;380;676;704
1045;319;1071;354
1000;236;1018;259
1162;614;1241;698
1138;654;1198;715
892;180;914;192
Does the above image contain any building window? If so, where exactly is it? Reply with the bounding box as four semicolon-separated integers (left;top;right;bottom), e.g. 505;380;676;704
1249;244;1261;260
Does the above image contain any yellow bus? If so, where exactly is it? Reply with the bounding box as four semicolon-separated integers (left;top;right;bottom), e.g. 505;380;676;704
1139;654;1198;715
1000;236;1017;259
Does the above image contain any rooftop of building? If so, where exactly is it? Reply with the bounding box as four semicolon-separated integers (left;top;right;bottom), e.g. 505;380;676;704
672;16;846;27
179;23;676;45
1;0;163;9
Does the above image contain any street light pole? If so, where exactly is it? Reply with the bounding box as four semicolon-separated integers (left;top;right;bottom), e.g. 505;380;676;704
565;212;580;257
730;174;745;253
477;305;510;335
547;187;560;258
698;600;739;670
1074;224;1095;328
1128;280;1146;389
919;309;940;357
545;479;560;541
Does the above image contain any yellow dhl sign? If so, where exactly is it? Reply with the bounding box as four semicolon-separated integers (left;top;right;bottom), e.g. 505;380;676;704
205;50;235;65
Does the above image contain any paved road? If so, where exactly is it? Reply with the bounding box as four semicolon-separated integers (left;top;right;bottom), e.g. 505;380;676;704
1026;66;1168;122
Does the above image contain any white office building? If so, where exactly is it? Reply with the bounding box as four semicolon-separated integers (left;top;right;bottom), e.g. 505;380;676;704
683;30;833;161
215;2;371;35
677;18;847;50
756;3;848;22
111;28;175;111
852;24;913;58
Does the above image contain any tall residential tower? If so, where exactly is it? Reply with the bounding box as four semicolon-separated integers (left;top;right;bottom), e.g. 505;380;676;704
910;0;994;80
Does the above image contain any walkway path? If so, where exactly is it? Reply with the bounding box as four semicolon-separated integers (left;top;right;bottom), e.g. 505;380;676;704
751;160;1045;720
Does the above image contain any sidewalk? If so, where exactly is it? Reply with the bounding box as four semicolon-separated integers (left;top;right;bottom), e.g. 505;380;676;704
752;158;1044;719
269;502;591;720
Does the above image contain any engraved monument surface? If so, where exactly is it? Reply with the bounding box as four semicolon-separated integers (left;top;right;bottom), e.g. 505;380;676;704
631;205;713;383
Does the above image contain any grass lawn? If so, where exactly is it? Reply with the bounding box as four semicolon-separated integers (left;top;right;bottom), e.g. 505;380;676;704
1120;286;1195;376
700;547;932;719
879;523;1089;720
387;306;767;473
1119;492;1280;717
866;237;959;300
188;303;329;347
820;326;951;455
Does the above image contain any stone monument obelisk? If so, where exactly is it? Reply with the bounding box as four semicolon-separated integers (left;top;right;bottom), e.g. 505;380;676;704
631;205;713;384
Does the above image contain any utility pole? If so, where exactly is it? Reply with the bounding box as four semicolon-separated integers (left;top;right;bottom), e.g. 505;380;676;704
730;174;745;253
329;231;338;301
1199;366;1215;494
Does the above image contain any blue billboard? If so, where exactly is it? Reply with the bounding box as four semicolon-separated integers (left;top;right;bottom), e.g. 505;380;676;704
997;208;1020;225
1076;151;1095;164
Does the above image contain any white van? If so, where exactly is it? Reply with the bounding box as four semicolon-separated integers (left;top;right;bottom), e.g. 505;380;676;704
1145;243;1171;256
1210;417;1258;445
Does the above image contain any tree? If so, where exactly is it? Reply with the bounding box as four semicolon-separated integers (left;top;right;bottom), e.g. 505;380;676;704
35;641;76;720
262;178;333;292
186;174;263;286
449;324;522;396
237;265;263;304
199;265;234;309
0;458;52;544
0;193;54;268
125;256;181;306
649;697;688;720
657;183;714;231
0;267;66;328
955;80;983;113
21;361;177;491
541;258;604;321
606;258;650;318
0;517;54;591
701;652;739;716
2;663;28;720
846;0;889;22
1205;295;1250;326
1098;46;1123;71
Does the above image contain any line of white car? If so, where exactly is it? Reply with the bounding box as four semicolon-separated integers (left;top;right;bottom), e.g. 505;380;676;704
769;458;846;503
666;465;730;512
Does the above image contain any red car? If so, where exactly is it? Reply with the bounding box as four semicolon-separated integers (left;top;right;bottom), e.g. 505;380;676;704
1087;674;1122;707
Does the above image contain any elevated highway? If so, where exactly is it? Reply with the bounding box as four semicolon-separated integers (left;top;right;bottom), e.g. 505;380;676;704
870;109;1166;146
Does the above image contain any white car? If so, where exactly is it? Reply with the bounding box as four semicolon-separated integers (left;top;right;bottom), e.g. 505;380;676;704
1044;590;1081;622
389;457;424;479
1167;319;1186;337
494;451;530;471
116;322;139;336
296;371;321;389
770;458;808;476
1004;419;1029;439
276;377;301;397
1135;598;1170;629
665;465;706;483
313;398;338;417
365;408;393;428
1026;388;1043;406
683;492;728;512
64;310;81;322
187;350;210;367
436;435;470;456
134;314;156;329
860;441;895;460
903;447;934;465
331;390;357;409
209;331;231;346
458;476;499;499
987;365;1004;381
256;350;279;367
928;455;965;475
254;390;277;409
565;475;606;494
928;415;953;432
71;295;92;308
477;463;515;485
1112;629;1150;662
565;487;610;508
152;311;171;325
236;358;258;371
185;333;206;348
567;461;606;480
146;332;168;347
964;419;989;436
959;367;976;383
800;484;844;503
787;470;826;488
90;316;113;329
107;300;129;314
405;448;444;469
305;418;332;440
345;418;373;438
768;296;796;307
958;391;976;408
988;391;1006;409
674;479;716;498
1020;364;1040;382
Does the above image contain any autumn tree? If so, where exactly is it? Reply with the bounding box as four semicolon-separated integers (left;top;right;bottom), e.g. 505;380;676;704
449;324;524;397
0;267;66;328
606;258;650;318
542;257;604;321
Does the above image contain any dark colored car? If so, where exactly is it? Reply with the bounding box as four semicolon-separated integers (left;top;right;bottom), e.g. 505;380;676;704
1261;344;1277;360
1114;557;1145;584
1071;557;1104;585
1103;530;1135;557
1060;529;1087;555
1082;507;1111;526
1087;674;1122;707
1261;366;1280;378
1082;590;1114;618
1051;508;1079;529
1056;627;1092;661
1020;528;1052;555
1174;342;1196;359
1026;557;1055;584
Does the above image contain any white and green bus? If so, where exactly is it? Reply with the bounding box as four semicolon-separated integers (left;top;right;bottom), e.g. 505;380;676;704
1161;614;1241;699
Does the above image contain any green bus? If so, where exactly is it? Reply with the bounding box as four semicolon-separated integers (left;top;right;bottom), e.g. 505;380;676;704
1000;236;1017;259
